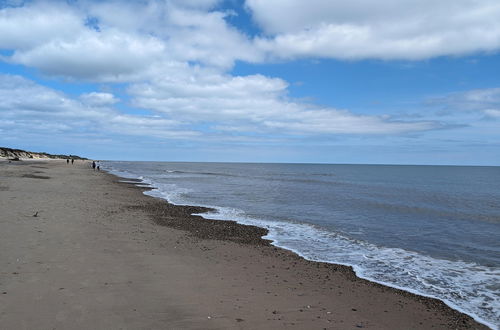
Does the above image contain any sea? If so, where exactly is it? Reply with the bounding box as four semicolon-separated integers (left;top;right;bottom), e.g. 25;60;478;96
102;161;500;329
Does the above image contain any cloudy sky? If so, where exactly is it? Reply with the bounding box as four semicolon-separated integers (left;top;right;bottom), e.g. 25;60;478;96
0;0;499;164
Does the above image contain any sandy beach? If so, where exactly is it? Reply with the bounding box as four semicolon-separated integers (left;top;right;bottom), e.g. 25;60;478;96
0;160;487;329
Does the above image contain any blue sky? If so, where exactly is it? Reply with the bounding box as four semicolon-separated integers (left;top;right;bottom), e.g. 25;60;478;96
0;0;499;165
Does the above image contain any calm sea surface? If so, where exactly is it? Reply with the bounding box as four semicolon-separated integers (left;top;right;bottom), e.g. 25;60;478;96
102;161;500;328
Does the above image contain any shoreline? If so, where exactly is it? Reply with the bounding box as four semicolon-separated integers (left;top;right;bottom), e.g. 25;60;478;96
107;168;490;329
0;160;489;329
107;166;496;329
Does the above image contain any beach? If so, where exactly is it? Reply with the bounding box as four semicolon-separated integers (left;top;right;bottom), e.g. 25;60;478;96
0;160;487;329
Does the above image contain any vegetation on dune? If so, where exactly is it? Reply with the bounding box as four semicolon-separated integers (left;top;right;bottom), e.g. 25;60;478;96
0;147;87;160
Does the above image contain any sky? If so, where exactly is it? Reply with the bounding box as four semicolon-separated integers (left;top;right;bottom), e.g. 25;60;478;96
0;0;499;165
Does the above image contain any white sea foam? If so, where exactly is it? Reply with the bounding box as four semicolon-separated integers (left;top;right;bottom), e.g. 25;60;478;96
198;207;499;329
102;163;499;329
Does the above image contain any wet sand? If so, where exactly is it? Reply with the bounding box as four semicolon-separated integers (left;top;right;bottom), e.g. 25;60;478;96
0;160;487;329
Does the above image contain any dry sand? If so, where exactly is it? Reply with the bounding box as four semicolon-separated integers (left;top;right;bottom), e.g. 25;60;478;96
0;160;487;329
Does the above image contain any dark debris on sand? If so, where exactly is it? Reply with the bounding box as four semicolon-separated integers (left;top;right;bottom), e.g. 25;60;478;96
21;174;51;179
128;200;271;246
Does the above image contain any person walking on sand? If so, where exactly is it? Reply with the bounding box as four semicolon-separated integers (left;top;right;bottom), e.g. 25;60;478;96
66;158;69;164
71;158;74;165
92;161;96;170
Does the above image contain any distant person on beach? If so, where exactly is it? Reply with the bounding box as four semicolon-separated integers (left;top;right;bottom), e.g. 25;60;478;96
66;159;69;164
71;158;74;164
92;161;96;170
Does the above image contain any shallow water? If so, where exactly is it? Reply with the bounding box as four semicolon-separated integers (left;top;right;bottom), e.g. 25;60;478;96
103;161;500;329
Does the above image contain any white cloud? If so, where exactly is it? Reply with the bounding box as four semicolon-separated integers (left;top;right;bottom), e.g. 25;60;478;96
247;0;500;60
462;88;500;104
86;1;260;68
11;29;166;81
2;0;500;76
262;109;439;135
0;1;260;81
129;67;441;135
80;92;119;106
0;75;87;116
0;1;470;143
163;6;261;67
428;87;500;118
0;74;198;139
0;2;82;49
0;73;440;145
483;109;500;118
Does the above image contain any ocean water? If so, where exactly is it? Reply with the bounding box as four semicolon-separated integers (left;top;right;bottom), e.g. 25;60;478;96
102;161;500;329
